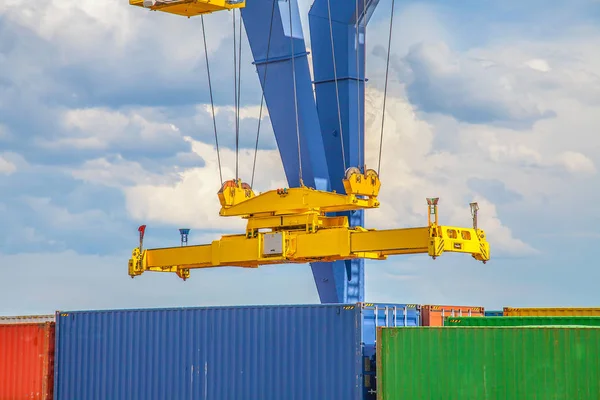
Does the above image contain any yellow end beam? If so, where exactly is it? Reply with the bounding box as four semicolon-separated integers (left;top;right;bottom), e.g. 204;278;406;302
129;0;245;17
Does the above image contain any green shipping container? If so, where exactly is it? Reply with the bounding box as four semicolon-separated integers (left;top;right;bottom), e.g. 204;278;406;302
376;326;600;400
445;315;600;327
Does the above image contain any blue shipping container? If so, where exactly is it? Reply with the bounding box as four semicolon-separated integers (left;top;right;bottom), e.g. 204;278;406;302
54;302;419;400
485;310;504;317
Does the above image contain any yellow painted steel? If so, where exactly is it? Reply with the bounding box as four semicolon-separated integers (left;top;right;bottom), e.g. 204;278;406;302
129;0;245;17
218;169;380;217
503;307;600;317
128;169;490;280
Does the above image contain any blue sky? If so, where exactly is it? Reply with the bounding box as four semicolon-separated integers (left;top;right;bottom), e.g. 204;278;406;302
1;0;599;315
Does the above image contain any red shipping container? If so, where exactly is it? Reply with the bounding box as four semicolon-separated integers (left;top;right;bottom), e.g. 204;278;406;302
421;305;484;326
0;319;55;400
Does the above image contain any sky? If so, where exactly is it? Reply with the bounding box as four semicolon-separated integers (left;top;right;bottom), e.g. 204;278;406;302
1;0;599;316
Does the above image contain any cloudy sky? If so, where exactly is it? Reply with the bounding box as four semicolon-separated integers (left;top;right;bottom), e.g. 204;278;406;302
1;0;599;316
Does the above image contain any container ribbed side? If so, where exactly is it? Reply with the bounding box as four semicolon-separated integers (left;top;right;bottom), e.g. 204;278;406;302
377;326;600;400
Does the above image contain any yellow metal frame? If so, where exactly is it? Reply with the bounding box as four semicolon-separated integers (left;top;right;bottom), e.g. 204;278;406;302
128;169;490;281
129;0;245;17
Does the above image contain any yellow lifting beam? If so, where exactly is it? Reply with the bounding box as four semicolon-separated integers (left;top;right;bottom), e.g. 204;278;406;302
128;169;490;281
129;0;245;17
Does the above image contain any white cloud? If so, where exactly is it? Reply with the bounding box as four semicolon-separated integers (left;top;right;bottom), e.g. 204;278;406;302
0;0;227;59
23;196;110;229
557;151;596;174
369;2;452;60
0;250;319;316
362;88;535;256
365;23;600;215
0;155;17;175
365;251;600;309
526;58;551;72
392;41;555;126
123;138;287;232
39;107;183;151
62;103;285;232
0;124;11;140
467;36;600;107
71;155;180;187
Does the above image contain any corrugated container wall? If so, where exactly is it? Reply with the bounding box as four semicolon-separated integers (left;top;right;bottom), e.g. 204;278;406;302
54;303;419;400
376;326;600;400
0;315;54;324
421;305;484;326
0;321;55;400
484;310;503;317
504;306;600;316
445;316;600;327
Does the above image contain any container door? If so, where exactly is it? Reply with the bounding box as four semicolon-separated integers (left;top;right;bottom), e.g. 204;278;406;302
359;303;420;400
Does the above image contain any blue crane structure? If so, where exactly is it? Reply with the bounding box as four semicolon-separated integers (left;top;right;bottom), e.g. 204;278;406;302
242;0;377;303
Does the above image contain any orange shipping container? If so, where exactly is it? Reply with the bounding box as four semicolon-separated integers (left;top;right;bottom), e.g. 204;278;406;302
421;305;484;326
0;319;55;400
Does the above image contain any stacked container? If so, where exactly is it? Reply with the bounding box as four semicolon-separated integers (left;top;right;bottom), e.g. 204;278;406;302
53;302;419;400
0;315;55;400
376;325;600;399
484;310;503;316
420;304;484;326
503;307;600;316
445;315;600;327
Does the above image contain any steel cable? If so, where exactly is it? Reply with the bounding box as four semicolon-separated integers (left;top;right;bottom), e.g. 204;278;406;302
250;0;277;188
327;0;346;173
377;0;396;177
201;15;223;185
288;0;303;186
355;0;361;171
233;10;239;180
362;0;367;171
236;13;243;180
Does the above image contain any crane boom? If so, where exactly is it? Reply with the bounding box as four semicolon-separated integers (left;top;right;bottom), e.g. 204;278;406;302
128;170;490;280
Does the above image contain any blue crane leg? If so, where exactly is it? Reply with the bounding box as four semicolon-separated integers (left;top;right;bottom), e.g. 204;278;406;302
242;0;350;303
308;0;381;303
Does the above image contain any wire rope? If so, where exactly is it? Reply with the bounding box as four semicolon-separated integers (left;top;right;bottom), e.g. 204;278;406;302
362;0;367;171
326;0;346;173
288;0;303;186
377;0;395;176
355;0;362;172
232;10;240;180
236;14;243;179
201;15;223;185
250;0;277;188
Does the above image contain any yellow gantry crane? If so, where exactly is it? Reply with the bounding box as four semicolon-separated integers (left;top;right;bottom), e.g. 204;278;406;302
126;0;491;281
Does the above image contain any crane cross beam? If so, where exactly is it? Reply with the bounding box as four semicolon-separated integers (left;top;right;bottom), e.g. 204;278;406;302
128;222;489;281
